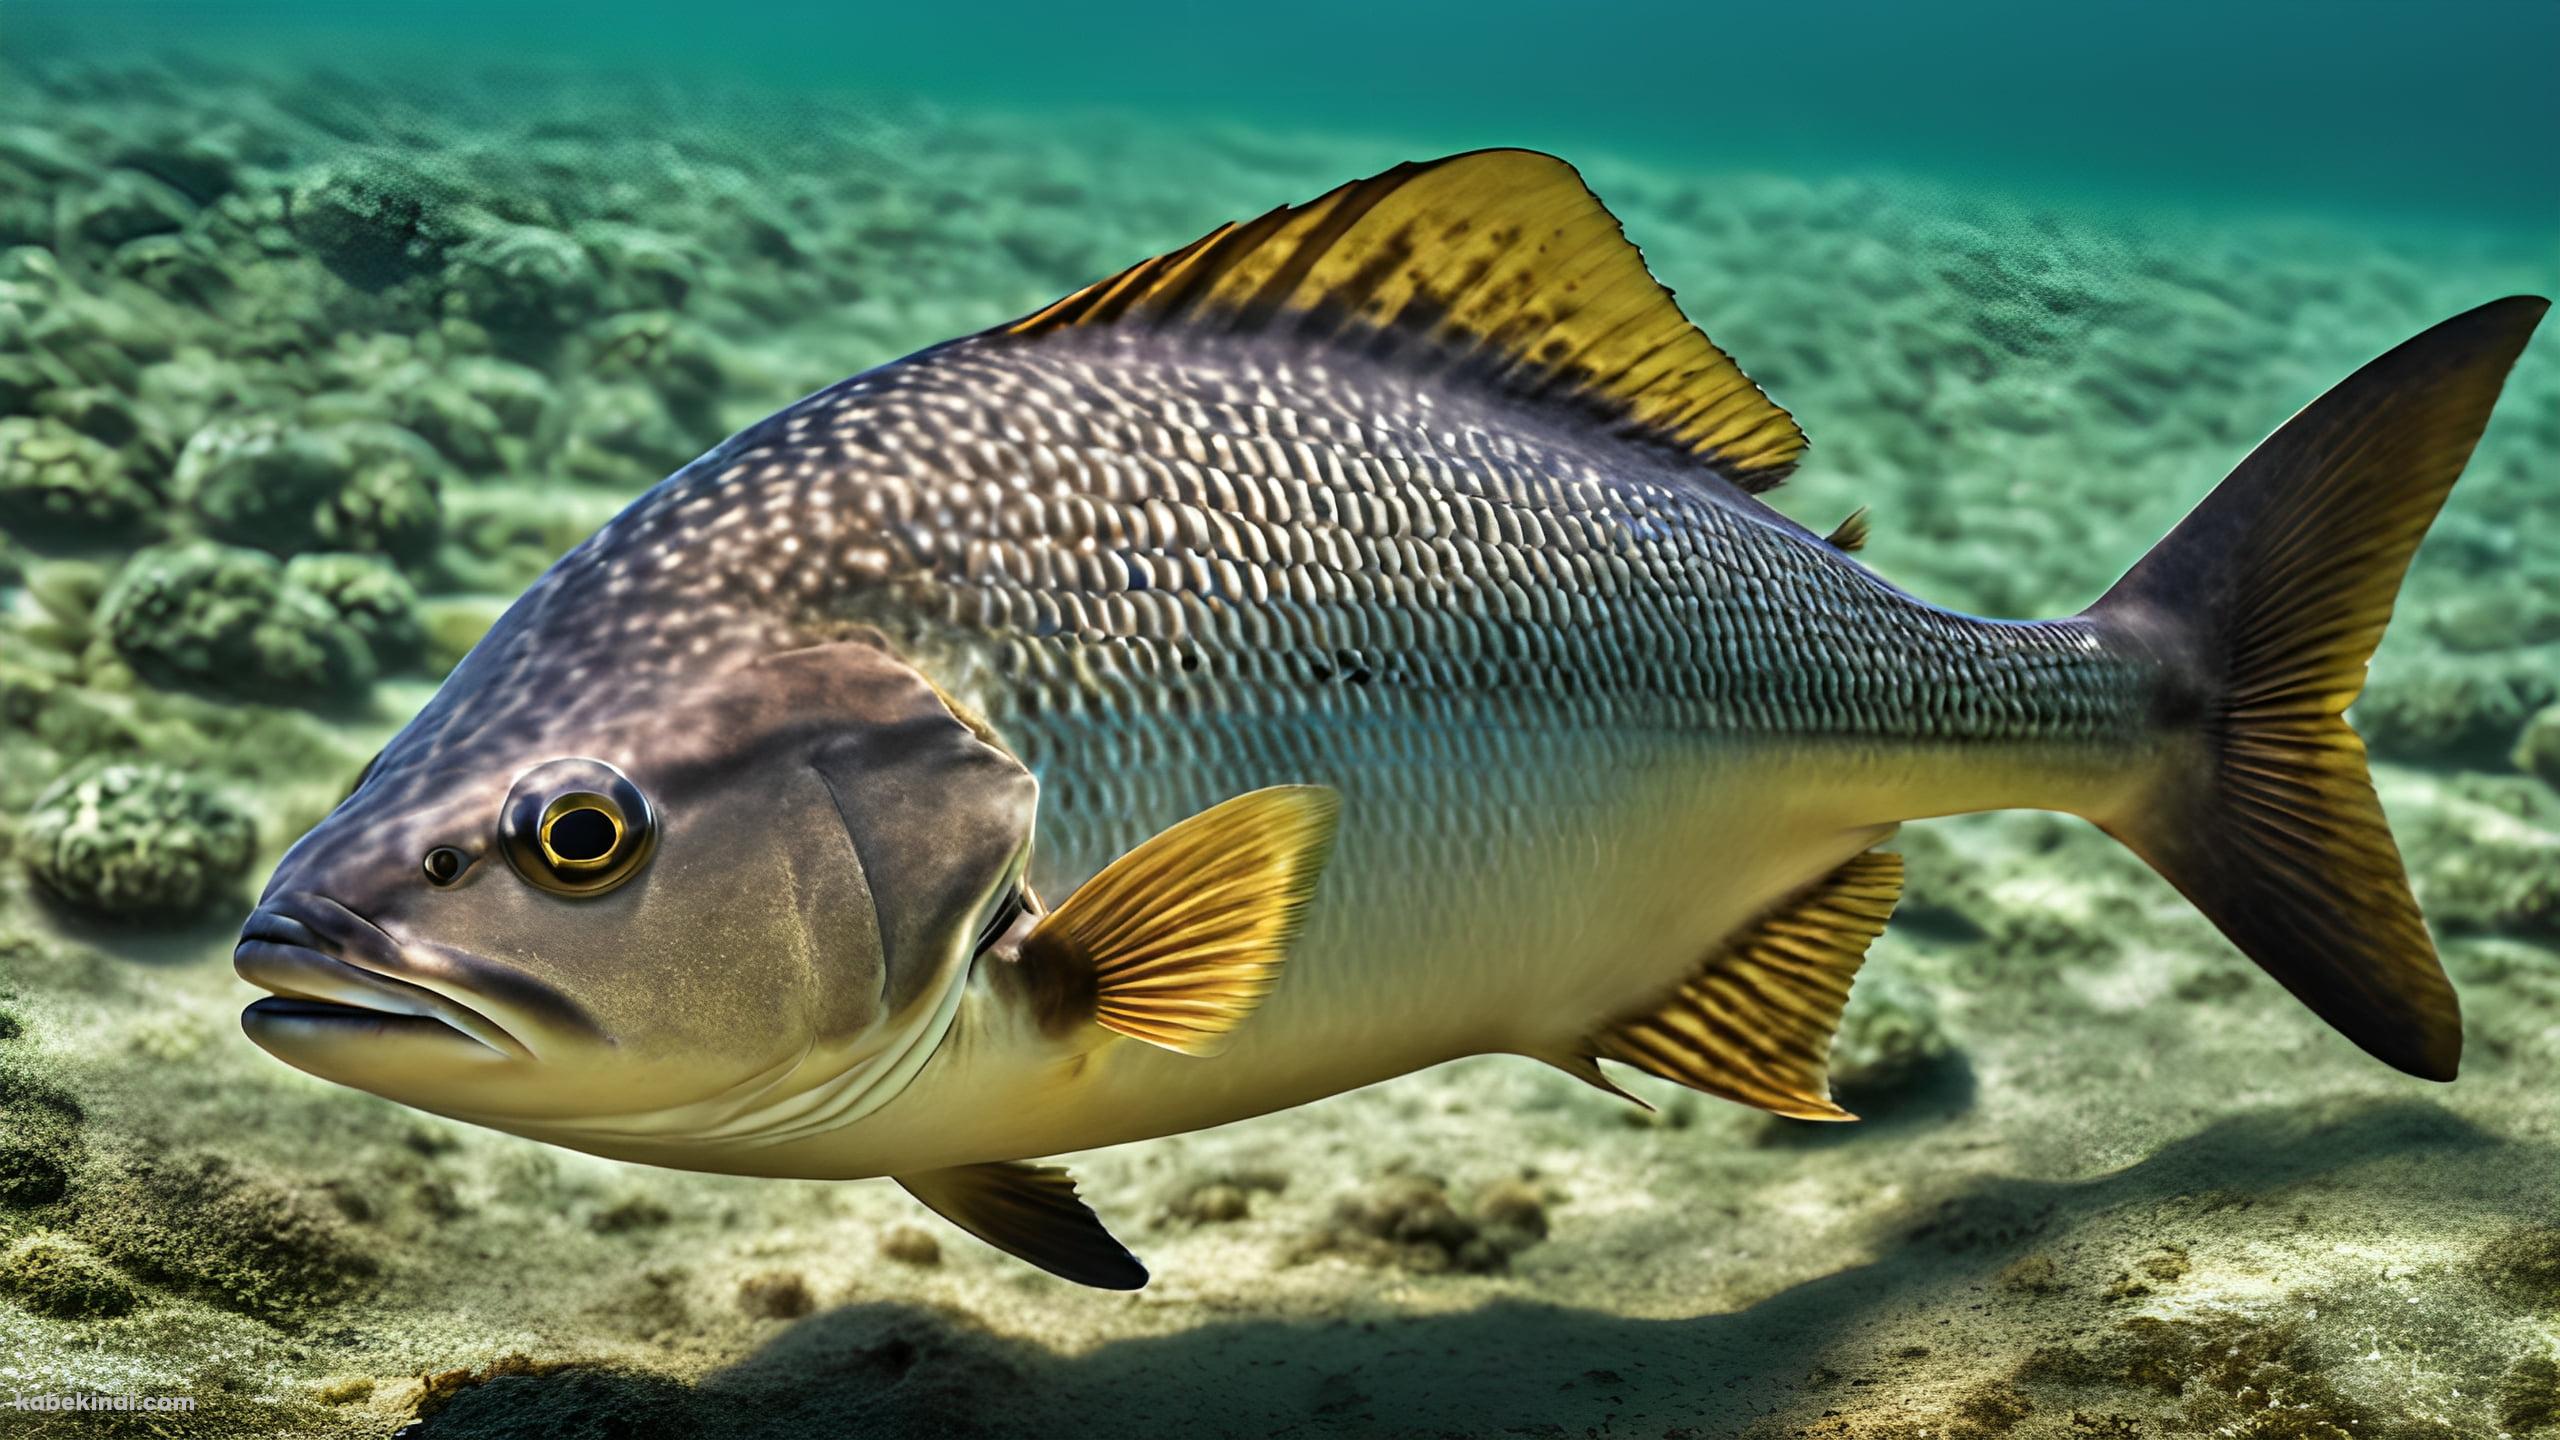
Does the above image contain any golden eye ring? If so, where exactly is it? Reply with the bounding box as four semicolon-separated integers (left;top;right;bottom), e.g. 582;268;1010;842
501;759;657;897
538;795;625;873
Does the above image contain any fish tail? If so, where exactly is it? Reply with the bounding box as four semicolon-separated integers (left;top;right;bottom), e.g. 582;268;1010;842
2082;296;2547;1081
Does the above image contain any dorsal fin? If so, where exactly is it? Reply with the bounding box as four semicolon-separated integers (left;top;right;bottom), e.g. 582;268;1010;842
1588;850;1903;1121
1005;149;1807;491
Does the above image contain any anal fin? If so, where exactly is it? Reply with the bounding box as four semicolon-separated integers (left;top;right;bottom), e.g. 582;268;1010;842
1588;850;1904;1121
895;1162;1147;1290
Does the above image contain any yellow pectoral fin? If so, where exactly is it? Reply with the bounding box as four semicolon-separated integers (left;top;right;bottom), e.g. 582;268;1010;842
1589;849;1904;1122
1023;785;1340;1057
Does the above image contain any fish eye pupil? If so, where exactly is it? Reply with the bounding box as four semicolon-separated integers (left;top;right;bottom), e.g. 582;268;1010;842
545;806;619;864
422;847;465;885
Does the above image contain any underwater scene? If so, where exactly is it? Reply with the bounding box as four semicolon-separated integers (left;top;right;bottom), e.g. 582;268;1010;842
2;3;2557;1437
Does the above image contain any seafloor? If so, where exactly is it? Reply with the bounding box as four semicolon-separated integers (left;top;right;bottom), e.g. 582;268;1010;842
1;57;2557;1440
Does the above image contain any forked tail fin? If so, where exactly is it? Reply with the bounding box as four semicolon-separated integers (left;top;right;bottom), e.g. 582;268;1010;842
2085;296;2547;1081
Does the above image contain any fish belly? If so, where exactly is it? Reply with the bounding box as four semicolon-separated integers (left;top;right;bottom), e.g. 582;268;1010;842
958;694;1886;1155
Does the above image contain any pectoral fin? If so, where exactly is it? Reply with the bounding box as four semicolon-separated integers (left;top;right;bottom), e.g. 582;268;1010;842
1022;785;1339;1057
1586;849;1904;1121
894;1162;1147;1290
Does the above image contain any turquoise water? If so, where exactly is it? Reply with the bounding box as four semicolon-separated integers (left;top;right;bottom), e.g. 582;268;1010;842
17;0;2560;226
2;6;2558;1438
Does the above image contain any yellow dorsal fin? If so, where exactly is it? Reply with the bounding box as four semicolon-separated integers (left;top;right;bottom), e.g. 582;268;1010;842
1023;786;1339;1056
1590;850;1903;1121
1005;149;1807;491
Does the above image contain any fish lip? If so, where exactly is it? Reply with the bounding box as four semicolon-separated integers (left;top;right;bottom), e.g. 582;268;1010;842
234;894;595;1062
235;932;523;1060
240;992;512;1057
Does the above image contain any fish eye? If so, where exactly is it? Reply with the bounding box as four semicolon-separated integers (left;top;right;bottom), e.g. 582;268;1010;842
422;847;469;886
501;758;657;897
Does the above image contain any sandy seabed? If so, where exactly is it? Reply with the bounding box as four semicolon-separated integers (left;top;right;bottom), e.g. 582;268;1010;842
1;56;2557;1440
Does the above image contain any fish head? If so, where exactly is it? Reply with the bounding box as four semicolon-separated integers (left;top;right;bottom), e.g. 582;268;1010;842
236;632;1038;1143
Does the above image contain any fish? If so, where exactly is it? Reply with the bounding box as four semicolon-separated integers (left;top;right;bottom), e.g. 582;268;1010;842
233;150;2548;1289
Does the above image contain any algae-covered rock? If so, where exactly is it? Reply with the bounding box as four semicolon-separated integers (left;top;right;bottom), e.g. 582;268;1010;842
0;1233;141;1319
284;551;425;671
558;380;699;484
736;1269;815;1320
1292;1173;1549;1274
112;130;241;206
107;230;232;306
588;309;728;425
447;354;555;434
878;1224;942;1267
2413;827;2560;938
578;221;700;310
1827;965;1958;1102
0;414;153;539
97;540;377;700
75;1152;378;1319
173;417;444;564
2505;1356;2560;1433
2473;1224;2560;1307
20;759;257;917
2352;653;2553;766
2517;704;2560;790
64;168;194;251
420;594;508;676
287;155;473;291
444;222;602;354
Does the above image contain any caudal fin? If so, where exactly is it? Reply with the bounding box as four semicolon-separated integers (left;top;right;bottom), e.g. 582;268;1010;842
2085;296;2547;1081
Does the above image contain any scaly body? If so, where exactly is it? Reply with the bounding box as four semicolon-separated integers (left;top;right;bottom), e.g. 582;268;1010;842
572;326;2157;1174
233;149;2543;1287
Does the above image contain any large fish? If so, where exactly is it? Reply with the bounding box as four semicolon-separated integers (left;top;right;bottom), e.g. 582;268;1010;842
234;151;2546;1288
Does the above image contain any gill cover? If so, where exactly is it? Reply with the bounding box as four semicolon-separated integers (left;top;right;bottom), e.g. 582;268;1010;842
780;643;1040;1019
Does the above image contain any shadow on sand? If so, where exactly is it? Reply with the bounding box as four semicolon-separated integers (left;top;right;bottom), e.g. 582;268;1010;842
413;1095;2504;1440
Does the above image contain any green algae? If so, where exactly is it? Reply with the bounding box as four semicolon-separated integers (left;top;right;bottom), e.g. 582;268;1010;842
0;1036;84;1211
69;1153;380;1321
0;1232;140;1318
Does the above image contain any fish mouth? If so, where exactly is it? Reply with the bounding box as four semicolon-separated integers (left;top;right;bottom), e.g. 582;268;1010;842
234;897;553;1062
